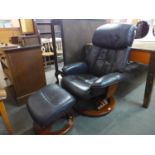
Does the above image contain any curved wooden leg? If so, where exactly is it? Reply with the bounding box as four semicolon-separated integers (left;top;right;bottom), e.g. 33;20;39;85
33;114;74;135
0;101;13;134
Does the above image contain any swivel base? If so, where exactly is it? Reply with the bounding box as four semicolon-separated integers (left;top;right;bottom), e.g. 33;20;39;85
77;96;115;117
33;114;74;135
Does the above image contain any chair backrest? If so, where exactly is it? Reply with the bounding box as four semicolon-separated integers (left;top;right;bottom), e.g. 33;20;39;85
84;23;136;77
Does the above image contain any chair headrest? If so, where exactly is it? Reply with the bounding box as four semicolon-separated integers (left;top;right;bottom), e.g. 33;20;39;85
92;23;136;49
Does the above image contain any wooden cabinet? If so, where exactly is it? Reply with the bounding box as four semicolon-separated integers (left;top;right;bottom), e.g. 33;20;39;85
0;45;46;104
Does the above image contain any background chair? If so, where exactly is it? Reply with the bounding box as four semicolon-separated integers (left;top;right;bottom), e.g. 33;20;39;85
41;38;54;67
41;38;63;68
61;23;136;116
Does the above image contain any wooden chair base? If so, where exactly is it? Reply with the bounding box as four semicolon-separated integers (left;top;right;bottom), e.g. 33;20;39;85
33;114;74;135
77;96;115;117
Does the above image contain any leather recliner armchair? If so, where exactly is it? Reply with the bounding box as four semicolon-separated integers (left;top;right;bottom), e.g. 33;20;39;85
61;23;136;116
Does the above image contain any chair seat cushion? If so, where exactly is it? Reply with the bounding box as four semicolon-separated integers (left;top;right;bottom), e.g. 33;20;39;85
61;74;105;99
27;84;75;127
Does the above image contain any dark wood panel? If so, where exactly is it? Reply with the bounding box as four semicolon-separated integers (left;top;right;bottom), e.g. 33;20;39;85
7;47;46;98
1;46;46;104
62;19;106;64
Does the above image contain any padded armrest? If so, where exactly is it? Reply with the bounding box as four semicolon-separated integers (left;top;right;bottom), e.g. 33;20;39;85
123;62;146;73
91;72;124;89
62;62;88;76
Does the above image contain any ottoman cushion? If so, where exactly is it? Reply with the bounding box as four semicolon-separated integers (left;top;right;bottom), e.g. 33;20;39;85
27;84;76;127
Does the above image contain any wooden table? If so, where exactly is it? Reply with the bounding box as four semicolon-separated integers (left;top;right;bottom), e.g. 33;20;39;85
129;40;155;108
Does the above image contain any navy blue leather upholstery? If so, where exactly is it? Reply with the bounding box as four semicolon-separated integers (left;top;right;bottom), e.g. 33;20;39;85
62;23;136;99
27;23;137;130
92;24;135;49
84;45;131;76
62;62;88;76
27;84;75;127
91;72;124;89
62;74;99;99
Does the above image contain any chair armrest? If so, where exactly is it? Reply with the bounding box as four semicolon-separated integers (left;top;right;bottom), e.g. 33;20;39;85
91;72;124;89
118;62;142;73
62;62;88;76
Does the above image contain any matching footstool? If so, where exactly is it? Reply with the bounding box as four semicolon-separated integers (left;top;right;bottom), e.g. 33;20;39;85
27;84;76;135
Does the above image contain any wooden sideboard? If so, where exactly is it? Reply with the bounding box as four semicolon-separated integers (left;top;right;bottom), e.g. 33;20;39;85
0;45;46;105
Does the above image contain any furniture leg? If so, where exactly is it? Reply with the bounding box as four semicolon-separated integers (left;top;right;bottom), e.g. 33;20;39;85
0;101;13;134
143;53;155;108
